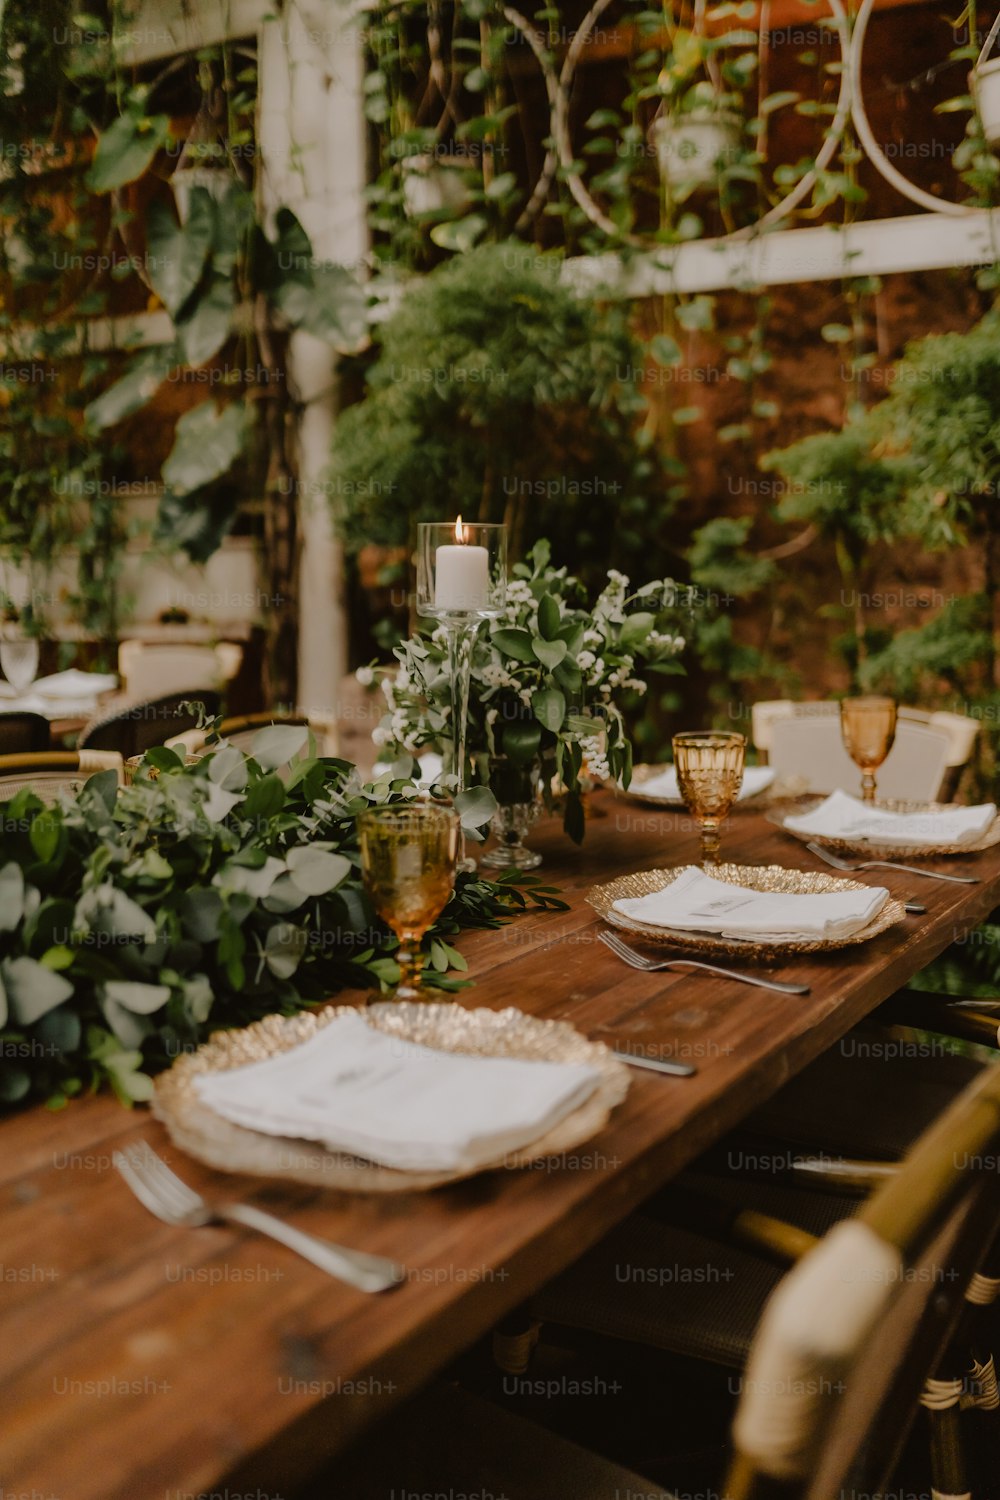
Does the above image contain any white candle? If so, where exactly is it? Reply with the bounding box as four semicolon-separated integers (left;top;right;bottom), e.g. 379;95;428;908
434;518;490;611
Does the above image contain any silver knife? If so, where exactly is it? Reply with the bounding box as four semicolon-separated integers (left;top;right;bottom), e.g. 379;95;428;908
613;1048;697;1078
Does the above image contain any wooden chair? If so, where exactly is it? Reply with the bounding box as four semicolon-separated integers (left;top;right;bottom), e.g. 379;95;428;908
752;699;978;801
525;1044;1000;1498
77;691;222;759
725;1055;1000;1499
0;750;124;803
0;711;50;755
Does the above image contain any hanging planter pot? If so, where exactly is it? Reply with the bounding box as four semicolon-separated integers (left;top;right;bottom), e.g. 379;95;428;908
652;107;741;190
401;154;472;218
972;14;1000;147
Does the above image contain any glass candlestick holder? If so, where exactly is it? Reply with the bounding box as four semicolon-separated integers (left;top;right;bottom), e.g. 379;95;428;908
416;519;507;871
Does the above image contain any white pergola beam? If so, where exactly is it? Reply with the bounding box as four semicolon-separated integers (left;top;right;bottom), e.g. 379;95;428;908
564;211;1000;297
113;0;272;63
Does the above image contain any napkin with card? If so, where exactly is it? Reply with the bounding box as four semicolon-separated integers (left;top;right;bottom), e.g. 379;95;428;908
612;865;888;943
783;789;997;849
195;1010;602;1173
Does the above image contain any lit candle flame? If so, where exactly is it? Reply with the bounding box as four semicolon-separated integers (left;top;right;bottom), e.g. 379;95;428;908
454;515;466;544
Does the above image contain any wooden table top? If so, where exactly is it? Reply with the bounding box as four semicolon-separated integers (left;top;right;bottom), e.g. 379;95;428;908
5;792;1000;1500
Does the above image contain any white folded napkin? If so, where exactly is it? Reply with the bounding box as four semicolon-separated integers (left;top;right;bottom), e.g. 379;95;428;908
783;789;997;849
612;865;888;943
195;1010;602;1173
634;764;774;804
33;669;118;699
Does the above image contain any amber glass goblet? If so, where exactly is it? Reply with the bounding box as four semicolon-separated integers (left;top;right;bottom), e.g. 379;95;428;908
839;696;897;804
672;731;746;866
357;804;460;1001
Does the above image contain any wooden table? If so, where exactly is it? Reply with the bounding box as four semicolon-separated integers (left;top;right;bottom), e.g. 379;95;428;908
5;794;1000;1500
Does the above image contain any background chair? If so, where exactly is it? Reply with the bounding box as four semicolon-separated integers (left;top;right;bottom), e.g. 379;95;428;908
0;750;124;803
0;712;50;755
77;691;221;759
117;640;242;699
752;699;978;801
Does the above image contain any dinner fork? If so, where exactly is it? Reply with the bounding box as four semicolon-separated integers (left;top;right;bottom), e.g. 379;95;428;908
113;1141;405;1293
806;841;980;885
598;930;810;994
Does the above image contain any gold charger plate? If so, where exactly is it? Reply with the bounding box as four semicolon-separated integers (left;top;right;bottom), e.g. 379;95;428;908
620;765;807;810
587;863;907;961
767;797;1000;861
153;1001;631;1193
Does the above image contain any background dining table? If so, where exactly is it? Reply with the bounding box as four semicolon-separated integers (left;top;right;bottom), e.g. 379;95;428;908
3;790;1000;1500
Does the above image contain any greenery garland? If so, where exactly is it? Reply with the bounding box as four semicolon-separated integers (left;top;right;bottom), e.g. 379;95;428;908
0;725;565;1111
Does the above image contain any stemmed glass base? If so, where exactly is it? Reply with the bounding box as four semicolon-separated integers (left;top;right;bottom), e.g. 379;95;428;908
697;821;722;867
442;615;480;874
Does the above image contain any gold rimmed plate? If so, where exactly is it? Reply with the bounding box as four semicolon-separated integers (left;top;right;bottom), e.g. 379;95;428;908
620;764;806;810
153;1001;631;1193
767;797;1000;861
587;863;907;962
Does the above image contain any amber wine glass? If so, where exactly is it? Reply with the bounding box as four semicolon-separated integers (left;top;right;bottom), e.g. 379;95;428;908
357;804;460;1001
839;696;897;804
672;731;746;866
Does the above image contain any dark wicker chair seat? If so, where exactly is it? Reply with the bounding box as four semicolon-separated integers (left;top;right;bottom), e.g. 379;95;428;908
0;711;50;755
77;690;222;759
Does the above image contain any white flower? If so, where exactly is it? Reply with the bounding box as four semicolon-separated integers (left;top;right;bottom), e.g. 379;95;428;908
355;666;374;687
371;726;390;746
578;650;596;672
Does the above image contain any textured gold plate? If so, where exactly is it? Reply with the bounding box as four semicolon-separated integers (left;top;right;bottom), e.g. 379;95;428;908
621;765;807;810
768;798;1000;861
587;863;907;961
153;1001;631;1193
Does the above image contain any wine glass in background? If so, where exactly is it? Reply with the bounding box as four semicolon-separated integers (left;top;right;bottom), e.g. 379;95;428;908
672;731;746;867
0;636;40;696
840;696;897;804
358;803;460;1001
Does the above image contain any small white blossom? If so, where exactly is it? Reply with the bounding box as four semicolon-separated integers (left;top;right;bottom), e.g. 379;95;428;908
355;666;374;687
371;726;390;746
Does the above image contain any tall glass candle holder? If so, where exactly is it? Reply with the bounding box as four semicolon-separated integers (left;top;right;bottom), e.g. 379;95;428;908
417;519;507;870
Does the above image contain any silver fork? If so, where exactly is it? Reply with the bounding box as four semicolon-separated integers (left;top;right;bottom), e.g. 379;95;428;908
114;1141;404;1293
806;840;980;885
598;930;810;994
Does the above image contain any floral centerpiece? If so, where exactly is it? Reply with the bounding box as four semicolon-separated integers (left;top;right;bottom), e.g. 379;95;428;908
371;540;687;851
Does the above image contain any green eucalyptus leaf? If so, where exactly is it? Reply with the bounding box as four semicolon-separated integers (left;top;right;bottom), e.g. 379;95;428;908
33;1005;82;1055
0;1065;30;1104
532;637;567;669
86;110;171;192
84;347;175;432
162;401;246;496
454;784;497;829
537;593;561;641
175;272;234;366
1;957;73;1025
208;745;249;792
264;924;308;979
286;847;352;896
243;774;285;821
146;190;214;317
490;628;535;662
0;863;25;931
532;687;566;732
251;724;309;770
429;214;488;253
